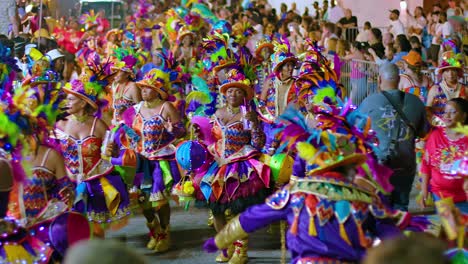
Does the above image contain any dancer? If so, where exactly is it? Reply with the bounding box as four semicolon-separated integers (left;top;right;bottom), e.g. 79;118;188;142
55;71;131;237
258;42;298;154
112;68;186;252
0;43;55;263
21;75;74;219
427;51;467;126
197;67;270;264
110;47;142;126
204;106;411;264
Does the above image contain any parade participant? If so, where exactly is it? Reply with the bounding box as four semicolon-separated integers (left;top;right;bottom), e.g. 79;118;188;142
253;36;274;97
174;26;197;71
17;73;74;219
197;67;270;264
258;41;298;154
55;69;131;237
104;29;123;57
427;51;467;126
0;43;55;263
62;19;84;55
420;98;468;213
398;50;432;103
203;106;411;264
113;68;186;252
110;47;142;126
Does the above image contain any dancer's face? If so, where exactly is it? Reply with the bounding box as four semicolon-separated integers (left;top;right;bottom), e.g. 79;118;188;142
442;68;459;84
66;94;86;114
280;61;294;80
226;87;245;107
141;87;159;102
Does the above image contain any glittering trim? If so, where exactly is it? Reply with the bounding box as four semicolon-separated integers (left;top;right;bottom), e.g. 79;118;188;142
87;206;132;224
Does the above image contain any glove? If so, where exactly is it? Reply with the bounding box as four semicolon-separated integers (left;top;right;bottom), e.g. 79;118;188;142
203;237;219;253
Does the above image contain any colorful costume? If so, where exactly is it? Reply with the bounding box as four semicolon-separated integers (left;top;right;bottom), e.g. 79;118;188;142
421;127;468;211
56;118;130;224
204;106;411;264
428;51;466;126
23;149;73;218
257;42;298;153
57;71;131;227
122;102;184;204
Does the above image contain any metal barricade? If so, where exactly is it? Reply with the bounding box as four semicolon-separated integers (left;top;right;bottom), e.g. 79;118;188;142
338;58;379;106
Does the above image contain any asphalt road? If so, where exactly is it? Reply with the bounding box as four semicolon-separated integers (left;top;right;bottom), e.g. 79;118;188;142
107;204;288;264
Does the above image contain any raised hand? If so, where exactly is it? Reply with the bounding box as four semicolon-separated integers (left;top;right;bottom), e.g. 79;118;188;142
164;117;173;133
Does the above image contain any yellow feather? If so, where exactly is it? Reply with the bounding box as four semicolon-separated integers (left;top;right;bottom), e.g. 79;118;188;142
453;124;468;136
296;142;318;162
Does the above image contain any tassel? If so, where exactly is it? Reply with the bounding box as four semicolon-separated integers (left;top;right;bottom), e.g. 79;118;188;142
290;214;299;235
308;216;317;236
339;223;352;245
357;223;371;248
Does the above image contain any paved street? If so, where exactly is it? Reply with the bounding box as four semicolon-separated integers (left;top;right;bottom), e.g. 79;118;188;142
107;204;288;264
107;182;427;264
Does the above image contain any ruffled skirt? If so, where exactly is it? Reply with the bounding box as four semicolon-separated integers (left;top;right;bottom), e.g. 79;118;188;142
195;158;271;214
74;173;131;228
135;158;181;207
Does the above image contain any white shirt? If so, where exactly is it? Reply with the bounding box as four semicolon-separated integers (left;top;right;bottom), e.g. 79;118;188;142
389;19;405;36
355;29;369;42
432;23;443;44
328;6;344;24
441;21;454;38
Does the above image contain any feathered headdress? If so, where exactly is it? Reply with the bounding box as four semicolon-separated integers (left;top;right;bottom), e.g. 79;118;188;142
295;40;344;107
0;43;37;182
79;9;99;30
63;58;113;117
275;100;393;194
270;40;297;75
111;46;140;77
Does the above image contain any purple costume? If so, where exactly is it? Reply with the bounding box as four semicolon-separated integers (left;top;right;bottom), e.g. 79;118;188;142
207;155;411;263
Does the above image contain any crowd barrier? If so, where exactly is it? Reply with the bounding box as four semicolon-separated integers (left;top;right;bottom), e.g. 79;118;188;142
322;56;467;106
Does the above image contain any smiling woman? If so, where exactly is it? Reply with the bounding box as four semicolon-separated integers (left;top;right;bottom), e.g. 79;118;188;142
420;97;468;214
191;66;270;264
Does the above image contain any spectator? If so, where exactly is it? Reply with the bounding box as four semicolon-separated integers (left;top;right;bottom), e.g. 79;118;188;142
327;0;345;24
388;9;405;37
290;2;299;16
428;11;442;66
0;0;18;38
420;98;468;214
345;41;369;105
391;34;411;64
436;12;454;40
359;62;429;211
336;39;350;57
319;22;338;48
407;6;427;42
408;36;427;61
321;0;329;21
355;21;371;42
446;0;457;17
326;37;338;55
369;28;385;59
383;32;395;47
311;1;321;20
337;8;358;42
